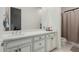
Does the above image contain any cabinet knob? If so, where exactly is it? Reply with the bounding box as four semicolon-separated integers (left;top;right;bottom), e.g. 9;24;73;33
51;38;53;40
15;49;18;52
1;43;4;46
40;37;41;39
18;48;21;51
39;43;42;45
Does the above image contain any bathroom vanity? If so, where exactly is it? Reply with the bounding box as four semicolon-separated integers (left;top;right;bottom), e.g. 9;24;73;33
0;31;57;52
0;7;61;52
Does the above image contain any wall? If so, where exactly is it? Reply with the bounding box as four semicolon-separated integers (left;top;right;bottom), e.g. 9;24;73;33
19;7;40;31
40;7;61;48
0;7;40;35
0;7;6;34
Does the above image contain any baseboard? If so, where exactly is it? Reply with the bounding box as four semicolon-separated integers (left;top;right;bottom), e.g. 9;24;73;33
49;48;57;52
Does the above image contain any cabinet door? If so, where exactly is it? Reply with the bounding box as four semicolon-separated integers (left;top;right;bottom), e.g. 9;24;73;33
35;48;45;52
7;47;18;52
7;45;32;52
51;37;57;50
33;35;46;52
34;40;45;50
21;45;31;52
47;37;52;51
6;38;32;48
46;34;57;52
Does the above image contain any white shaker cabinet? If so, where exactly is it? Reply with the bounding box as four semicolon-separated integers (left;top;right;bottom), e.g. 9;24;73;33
46;35;52;51
6;46;32;52
46;33;57;52
5;38;32;52
0;31;57;52
7;45;32;52
35;48;45;52
7;47;19;52
33;35;46;52
21;46;31;52
19;44;32;52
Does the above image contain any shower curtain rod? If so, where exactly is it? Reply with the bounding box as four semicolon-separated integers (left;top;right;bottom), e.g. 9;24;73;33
64;8;79;13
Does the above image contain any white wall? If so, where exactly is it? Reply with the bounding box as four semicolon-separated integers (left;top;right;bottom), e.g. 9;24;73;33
0;7;40;34
0;7;6;34
40;8;61;31
19;7;40;31
40;7;61;48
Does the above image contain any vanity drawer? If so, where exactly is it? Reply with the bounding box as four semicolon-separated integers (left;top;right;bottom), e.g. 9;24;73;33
7;45;31;52
40;35;45;39
7;47;18;52
35;48;45;52
46;33;55;39
6;38;32;48
34;40;45;50
49;34;54;37
34;35;45;41
34;36;40;41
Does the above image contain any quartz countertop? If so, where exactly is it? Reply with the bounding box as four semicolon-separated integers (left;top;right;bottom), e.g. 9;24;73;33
0;30;57;42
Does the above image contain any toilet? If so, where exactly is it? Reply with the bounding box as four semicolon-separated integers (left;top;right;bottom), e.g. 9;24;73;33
61;37;67;47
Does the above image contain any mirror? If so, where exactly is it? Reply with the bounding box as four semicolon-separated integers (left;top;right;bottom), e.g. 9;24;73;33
10;7;21;30
3;7;21;31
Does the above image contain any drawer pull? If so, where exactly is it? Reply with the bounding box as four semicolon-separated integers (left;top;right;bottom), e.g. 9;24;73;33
40;37;41;39
15;49;18;52
39;43;42;45
18;48;21;52
1;43;4;46
51;38;53;40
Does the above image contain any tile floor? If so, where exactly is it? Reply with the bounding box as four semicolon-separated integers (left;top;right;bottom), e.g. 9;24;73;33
53;41;79;52
53;43;72;52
